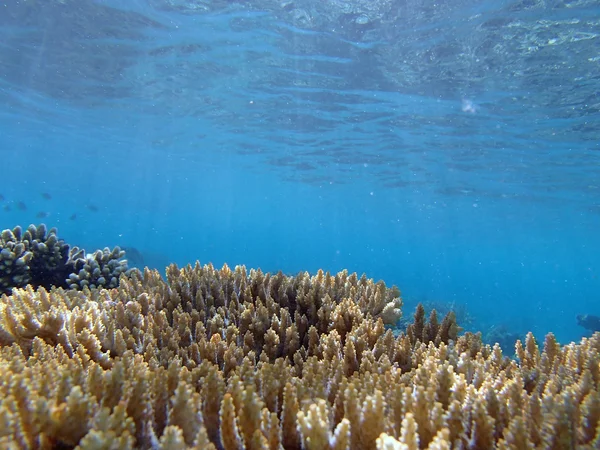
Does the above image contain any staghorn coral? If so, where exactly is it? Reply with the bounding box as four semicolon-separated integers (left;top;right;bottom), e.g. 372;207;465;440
395;302;469;339
420;299;474;331
0;262;598;449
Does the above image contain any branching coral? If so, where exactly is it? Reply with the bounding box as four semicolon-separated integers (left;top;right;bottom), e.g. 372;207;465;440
66;246;129;290
0;224;133;294
25;224;71;289
0;225;33;292
0;262;598;449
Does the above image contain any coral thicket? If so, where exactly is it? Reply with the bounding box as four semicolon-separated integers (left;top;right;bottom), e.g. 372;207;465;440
0;262;598;449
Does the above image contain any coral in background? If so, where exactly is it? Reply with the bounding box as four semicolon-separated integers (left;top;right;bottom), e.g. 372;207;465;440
397;299;474;335
0;224;70;292
483;324;524;356
0;225;33;291
0;262;598;449
0;224;133;294
24;224;71;289
421;299;474;330
66;246;129;290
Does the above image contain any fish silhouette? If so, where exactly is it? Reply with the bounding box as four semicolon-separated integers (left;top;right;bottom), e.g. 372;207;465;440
577;314;600;332
122;246;145;268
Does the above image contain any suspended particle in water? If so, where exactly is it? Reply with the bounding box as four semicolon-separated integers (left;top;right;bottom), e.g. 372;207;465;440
462;99;477;114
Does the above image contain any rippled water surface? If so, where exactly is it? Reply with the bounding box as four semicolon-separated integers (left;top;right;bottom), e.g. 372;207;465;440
0;0;599;342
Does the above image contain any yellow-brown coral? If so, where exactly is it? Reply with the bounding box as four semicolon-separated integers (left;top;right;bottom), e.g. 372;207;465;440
0;262;598;449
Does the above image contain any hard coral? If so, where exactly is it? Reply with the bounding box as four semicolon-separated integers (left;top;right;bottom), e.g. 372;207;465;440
0;224;133;294
66;246;129;290
0;262;598;449
25;223;71;289
0;225;33;292
0;224;69;293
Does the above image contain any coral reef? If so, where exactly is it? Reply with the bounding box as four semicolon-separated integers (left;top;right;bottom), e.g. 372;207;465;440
0;224;132;294
0;262;598;449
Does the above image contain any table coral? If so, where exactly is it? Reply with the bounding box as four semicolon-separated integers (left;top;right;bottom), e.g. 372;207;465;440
0;262;598;449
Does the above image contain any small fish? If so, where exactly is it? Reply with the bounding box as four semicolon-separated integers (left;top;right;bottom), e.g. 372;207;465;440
41;193;52;200
69;213;77;220
3;204;10;212
36;211;49;219
0;194;4;201
17;201;27;211
578;314;600;332
86;204;99;212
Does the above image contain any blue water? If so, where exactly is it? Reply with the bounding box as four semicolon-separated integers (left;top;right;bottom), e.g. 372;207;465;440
1;0;599;345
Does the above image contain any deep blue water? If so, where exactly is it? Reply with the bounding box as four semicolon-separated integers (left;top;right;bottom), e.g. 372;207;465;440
0;0;599;345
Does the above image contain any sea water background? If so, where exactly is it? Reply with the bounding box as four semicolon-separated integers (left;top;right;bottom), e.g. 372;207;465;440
0;0;599;344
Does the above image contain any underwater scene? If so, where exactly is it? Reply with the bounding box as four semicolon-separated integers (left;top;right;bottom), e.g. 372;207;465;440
1;0;599;448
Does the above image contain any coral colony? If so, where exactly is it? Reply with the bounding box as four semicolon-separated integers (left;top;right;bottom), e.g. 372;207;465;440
0;224;599;449
0;224;130;294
